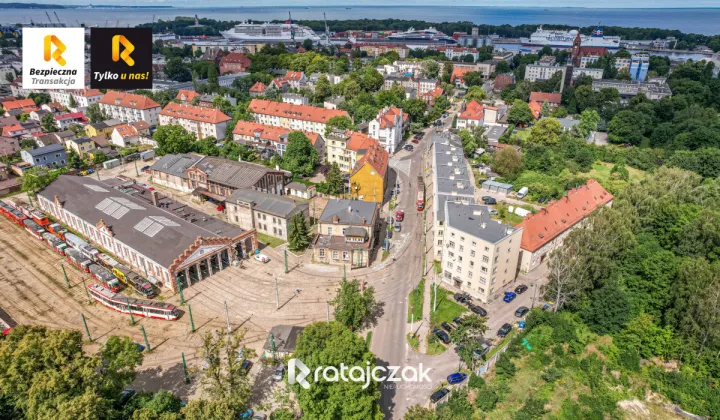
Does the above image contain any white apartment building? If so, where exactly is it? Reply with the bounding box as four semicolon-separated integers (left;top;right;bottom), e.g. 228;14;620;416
159;103;231;140
99;91;162;126
325;130;374;172
282;93;309;106
368;106;407;154
49;89;104;111
571;67;604;80
248;99;350;136
524;64;566;82
441;201;522;303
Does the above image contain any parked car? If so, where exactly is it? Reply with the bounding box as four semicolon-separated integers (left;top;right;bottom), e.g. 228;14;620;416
404;144;414;151
252;414;267;420
489;209;498;215
272;364;285;381
515;284;529;294
503;292;517;303
453;293;469;304
498;323;513;337
140;166;150;173
395;210;405;222
481;195;492;202
441;322;454;332
239;410;254;419
430;388;450;404
515;306;530;317
433;328;450;344
411;138;420;144
394;222;401;232
473;343;491;359
240;359;252;375
453;317;464;325
447;372;467;385
254;254;270;263
117;388;136;407
468;304;488;317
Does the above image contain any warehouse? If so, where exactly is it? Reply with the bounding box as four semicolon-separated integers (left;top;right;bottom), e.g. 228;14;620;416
36;175;258;292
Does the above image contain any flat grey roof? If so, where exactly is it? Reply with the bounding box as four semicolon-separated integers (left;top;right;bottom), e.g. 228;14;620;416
445;201;518;244
319;199;378;226
482;180;513;190
431;131;475;222
486;125;507;140
226;188;307;218
38;175;245;268
286;181;308;191
25;144;65;156
150;153;202;180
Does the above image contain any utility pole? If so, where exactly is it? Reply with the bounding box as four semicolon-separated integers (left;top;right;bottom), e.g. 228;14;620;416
177;279;185;305
188;304;196;332
141;325;151;352
326;302;330;322
62;263;70;288
530;283;537;309
224;301;231;332
270;332;276;360
126;297;135;325
81;313;92;342
343;264;346;281
81;277;91;304
181;353;190;383
275;277;279;310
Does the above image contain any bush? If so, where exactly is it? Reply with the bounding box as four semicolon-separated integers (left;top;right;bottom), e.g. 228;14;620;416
468;373;485;389
618;346;641;372
541;367;563;383
513;398;548;420
495;353;517;379
475;388;499;411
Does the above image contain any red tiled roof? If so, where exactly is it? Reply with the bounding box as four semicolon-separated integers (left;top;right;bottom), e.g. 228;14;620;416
0;97;18;104
377;106;406;129
54;112;87;122
73;89;103;98
346;131;375;152
249;82;267;93
284;71;304;81
2;124;25;137
249;99;349;124
99;91;161;110
176;89;199;101
232;121;320;146
131;121;150;131
422;87;444;99
529;92;562;104
578;46;609;57
3;99;38;112
515;179;614;252
219;52;251;67
160;103;231;124
45;102;63;110
528;101;542;119
458;100;485;121
450;67;473;83
113;124;138;138
352;137;388;178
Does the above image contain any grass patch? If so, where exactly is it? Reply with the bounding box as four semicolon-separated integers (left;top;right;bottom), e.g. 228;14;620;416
587;161;646;184
487;329;516;359
407;333;419;351
257;233;286;248
427;332;448;355
429;286;468;326
382;250;390;261
366;332;373;348
494;203;526;225
408;278;425;323
433;260;442;274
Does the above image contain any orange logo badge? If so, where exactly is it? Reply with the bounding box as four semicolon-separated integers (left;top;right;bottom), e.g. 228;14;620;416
112;35;135;66
43;35;66;66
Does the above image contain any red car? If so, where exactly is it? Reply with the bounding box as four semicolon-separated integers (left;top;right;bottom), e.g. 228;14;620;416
411;138;420;144
395;210;405;222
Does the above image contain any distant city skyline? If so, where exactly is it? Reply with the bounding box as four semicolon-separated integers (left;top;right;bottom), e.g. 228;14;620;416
2;0;720;8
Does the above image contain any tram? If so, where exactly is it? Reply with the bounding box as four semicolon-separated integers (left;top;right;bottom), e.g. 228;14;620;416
87;284;179;320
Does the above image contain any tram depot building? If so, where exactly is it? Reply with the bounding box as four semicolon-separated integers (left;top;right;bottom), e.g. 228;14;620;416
37;175;258;292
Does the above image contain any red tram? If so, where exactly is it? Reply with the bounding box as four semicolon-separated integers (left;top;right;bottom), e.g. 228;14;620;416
87;284;179;320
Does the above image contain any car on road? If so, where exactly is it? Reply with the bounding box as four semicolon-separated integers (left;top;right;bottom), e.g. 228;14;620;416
498;323;513;337
433;328;450;344
489;209;498;215
515;284;529;294
394;222;401;232
515;306;530;317
239;409;254;419
404;144;414;151
140;166;150;173
453;317;464;325
133;343;145;352
254;254;270;263
441;322;454;332
430;388;450;404
503;292;517;303
411;138;420;144
395;210;405;222
468;304;488;317
240;359;252;375
272;364;285;381
483;197;497;205
453;293;469;303
447;372;467;385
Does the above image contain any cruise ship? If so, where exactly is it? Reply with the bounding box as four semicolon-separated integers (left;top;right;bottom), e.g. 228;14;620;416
220;21;321;42
385;27;457;45
521;26;620;49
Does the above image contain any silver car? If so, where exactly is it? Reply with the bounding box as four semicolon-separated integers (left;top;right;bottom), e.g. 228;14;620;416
272;364;285;382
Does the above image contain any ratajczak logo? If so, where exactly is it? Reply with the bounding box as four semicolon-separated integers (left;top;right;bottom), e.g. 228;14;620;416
288;358;432;390
22;28;85;89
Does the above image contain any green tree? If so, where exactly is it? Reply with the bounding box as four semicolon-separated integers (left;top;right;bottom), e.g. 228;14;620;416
449;314;488;367
401;98;428;123
22;166;63;192
325;162;344;195
207;65;219;90
494;353;517;379
153;124;196;155
291;322;383;420
313;75;332;104
66;149;85;170
68;95;77;109
404;405;438;420
85;103;108;123
324;115;355;137
354;104;380;123
492;146;523;179
507;99;535;126
193;137;220;156
281;131;319;177
92;150;108;165
100;336;144;396
528;118;563;146
420;60;440;79
577;109;601;138
18;113;29;122
581;281;631;334
164;57;192;82
464;85;487;103
330;278;378;331
41;112;58;133
458;129;478;157
288;212;310;251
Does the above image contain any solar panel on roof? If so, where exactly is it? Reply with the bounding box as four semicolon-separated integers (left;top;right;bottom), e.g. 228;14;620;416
86;185;109;192
150;216;179;227
96;198;113;212
134;218;153;233
111;206;129;219
145;223;163;237
104;201;121;215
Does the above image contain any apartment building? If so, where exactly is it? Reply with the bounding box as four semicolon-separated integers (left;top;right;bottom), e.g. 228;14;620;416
98;91;162;126
441;201;522;303
219;52;252;74
248;99;349;136
232;121;324;160
383;75;440;96
368;106;407;154
429;46;480;62
49;89;104;111
456;100;485;129
524;64;566;82
159;102;231;140
311;199;379;269
325;130;377;172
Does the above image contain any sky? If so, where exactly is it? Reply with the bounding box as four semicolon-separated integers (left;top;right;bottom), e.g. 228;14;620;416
2;0;720;8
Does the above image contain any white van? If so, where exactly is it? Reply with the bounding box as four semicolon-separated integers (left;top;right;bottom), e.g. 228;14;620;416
517;187;529;199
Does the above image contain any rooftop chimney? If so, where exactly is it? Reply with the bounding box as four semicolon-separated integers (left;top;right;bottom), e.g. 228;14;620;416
481;222;487;229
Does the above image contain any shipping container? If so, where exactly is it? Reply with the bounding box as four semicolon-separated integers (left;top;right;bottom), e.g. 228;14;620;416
103;159;121;169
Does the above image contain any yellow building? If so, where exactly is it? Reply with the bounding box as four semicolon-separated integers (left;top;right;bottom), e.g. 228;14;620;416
350;138;388;203
65;137;95;157
85;122;112;139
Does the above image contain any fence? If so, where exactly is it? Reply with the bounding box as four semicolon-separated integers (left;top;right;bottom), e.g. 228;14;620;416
476;335;514;376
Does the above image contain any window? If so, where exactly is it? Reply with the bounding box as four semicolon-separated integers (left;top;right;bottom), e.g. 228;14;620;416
470;261;474;267
496;247;500;253
470;250;475;257
459;245;464;252
319;248;325;257
327;227;332;235
483;256;489;263
456;266;461;273
479;287;485;293
479;277;486;284
448;252;454;258
451;232;455;238
468;272;473;279
448;241;455;248
342;251;349;260
447;262;453;269
481;266;488;273
458;256;463;262
332;250;339;260
472;241;476;247
484;246;489;252
460;237;465;242
437;240;442;246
